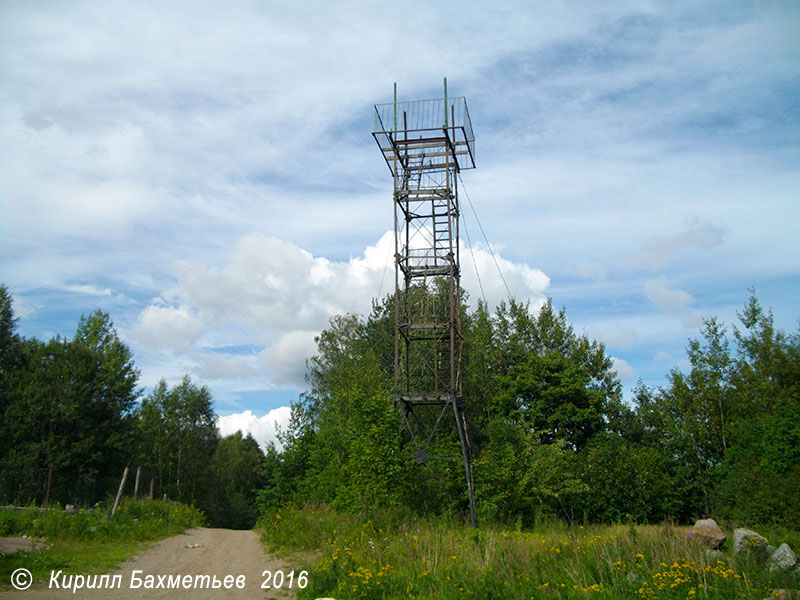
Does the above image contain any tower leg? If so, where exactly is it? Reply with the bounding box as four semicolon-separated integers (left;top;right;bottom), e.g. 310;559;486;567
453;396;476;526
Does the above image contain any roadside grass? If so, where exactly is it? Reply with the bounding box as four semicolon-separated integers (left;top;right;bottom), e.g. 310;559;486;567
260;505;799;600
0;499;204;586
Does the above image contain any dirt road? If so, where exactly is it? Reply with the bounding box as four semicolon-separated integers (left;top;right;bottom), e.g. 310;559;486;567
8;528;300;599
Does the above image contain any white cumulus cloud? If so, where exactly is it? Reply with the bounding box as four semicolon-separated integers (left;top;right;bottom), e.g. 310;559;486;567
460;241;549;310
131;231;550;390
260;330;319;388
610;356;635;382
217;407;292;451
131;304;205;350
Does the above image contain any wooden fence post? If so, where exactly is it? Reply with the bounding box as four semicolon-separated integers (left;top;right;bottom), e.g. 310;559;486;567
109;459;133;518
44;468;52;513
134;466;142;499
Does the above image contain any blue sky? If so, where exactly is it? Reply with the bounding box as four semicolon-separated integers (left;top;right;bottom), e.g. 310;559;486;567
2;1;799;448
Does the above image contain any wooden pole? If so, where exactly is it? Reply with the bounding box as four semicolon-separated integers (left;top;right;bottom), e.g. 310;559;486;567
148;478;154;500
134;466;142;499
109;465;130;518
44;468;52;513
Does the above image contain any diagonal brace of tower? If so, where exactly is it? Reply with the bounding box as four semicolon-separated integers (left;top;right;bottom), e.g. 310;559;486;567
372;81;477;525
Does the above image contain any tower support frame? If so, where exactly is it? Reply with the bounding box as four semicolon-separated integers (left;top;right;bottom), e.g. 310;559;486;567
373;82;477;525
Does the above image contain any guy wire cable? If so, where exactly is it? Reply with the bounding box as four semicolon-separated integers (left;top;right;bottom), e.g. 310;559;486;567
458;172;512;300
461;207;487;306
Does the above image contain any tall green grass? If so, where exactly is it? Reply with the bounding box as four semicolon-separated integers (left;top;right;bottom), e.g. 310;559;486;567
0;499;204;585
260;505;799;599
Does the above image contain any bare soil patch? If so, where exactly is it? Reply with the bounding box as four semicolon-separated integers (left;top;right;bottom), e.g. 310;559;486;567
8;528;297;599
0;537;48;555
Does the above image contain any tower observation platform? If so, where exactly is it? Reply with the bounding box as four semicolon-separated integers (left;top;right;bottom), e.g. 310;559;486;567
373;96;476;175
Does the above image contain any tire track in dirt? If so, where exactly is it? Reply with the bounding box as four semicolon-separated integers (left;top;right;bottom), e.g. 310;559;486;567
8;528;298;599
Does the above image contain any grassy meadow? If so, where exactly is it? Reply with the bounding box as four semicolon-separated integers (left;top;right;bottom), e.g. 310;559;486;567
0;499;204;586
261;505;800;600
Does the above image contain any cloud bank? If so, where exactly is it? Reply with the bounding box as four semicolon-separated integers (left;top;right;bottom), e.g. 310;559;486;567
130;231;549;397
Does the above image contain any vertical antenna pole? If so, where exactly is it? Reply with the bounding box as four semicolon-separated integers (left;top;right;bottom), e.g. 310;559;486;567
392;83;399;401
443;77;448;128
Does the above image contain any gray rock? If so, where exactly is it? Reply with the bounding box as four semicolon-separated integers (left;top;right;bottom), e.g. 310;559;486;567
734;528;769;554
768;543;798;572
690;518;727;549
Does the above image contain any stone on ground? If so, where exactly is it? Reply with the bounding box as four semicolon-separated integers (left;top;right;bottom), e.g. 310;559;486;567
733;528;768;554
689;518;727;549
768;543;798;572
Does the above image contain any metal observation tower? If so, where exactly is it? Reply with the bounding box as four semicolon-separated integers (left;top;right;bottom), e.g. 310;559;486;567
372;79;477;525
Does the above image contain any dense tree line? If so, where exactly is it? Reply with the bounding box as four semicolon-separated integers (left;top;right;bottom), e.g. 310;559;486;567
262;287;799;528
0;284;263;528
2;281;797;529
630;295;800;526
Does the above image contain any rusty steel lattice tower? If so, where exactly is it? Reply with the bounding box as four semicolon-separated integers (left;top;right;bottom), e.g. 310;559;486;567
373;80;477;525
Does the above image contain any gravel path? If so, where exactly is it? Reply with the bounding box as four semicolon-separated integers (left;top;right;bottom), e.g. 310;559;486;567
8;528;299;599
